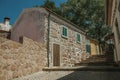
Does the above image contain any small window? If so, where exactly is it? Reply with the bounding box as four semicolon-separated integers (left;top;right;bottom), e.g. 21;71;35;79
76;33;81;43
86;39;91;53
19;36;23;44
62;26;68;38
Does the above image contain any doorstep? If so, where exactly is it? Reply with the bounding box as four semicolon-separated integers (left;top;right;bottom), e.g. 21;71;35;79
42;66;120;71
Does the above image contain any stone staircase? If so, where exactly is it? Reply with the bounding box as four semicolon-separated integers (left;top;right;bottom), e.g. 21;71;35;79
42;54;118;72
12;53;120;80
74;54;116;66
12;54;120;80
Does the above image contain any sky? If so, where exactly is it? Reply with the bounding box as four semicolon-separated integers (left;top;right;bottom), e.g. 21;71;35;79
0;0;67;25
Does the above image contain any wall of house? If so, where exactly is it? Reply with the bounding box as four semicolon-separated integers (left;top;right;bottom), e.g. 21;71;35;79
10;8;89;67
11;9;46;43
0;37;47;80
90;41;99;55
111;0;120;64
44;15;88;67
0;23;12;32
90;42;96;55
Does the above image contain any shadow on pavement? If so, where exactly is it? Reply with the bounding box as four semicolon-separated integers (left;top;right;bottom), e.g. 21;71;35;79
57;70;120;80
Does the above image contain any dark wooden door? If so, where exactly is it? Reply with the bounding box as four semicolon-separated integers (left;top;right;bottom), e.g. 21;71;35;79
53;44;60;66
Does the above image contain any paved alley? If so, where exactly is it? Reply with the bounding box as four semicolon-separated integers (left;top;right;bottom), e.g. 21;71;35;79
13;70;120;80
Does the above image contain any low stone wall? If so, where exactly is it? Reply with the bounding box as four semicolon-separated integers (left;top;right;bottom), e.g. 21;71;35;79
0;31;11;39
0;37;47;80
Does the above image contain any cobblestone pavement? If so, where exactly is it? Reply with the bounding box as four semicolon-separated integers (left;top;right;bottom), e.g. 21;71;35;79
12;70;120;80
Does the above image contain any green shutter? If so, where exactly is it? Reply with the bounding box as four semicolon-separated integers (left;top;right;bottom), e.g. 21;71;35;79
65;28;67;36
77;34;80;42
86;40;91;53
86;45;91;53
62;26;67;37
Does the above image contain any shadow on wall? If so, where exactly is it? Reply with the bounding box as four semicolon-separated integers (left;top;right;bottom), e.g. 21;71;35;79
57;69;120;80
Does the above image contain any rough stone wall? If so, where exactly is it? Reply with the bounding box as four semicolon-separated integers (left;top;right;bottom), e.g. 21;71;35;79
44;17;88;67
0;37;47;80
90;41;99;55
11;9;46;43
0;31;11;39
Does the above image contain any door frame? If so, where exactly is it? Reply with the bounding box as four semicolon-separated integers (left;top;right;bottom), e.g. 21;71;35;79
52;42;61;66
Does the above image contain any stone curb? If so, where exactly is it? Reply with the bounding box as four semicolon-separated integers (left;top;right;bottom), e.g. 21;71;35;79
43;66;120;71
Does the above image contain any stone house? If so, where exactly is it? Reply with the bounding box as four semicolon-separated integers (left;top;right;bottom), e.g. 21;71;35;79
86;37;100;56
0;17;12;39
0;17;12;31
106;0;120;65
11;8;88;67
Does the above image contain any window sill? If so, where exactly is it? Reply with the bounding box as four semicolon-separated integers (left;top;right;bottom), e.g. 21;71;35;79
61;35;68;39
77;41;81;44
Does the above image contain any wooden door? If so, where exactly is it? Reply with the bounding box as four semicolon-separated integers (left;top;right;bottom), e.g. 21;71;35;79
53;44;60;66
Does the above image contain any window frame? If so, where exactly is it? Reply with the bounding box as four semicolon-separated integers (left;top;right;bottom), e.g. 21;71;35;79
61;25;68;38
86;39;91;53
76;33;82;43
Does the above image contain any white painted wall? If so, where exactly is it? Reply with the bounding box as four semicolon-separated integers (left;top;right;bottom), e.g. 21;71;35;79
0;23;12;31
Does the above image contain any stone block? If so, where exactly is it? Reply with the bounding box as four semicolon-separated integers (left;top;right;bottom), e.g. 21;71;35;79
7;71;13;80
0;37;47;79
11;64;17;71
0;76;7;80
13;71;18;78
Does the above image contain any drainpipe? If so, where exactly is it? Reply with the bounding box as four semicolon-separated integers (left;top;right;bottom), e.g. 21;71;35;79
47;12;51;67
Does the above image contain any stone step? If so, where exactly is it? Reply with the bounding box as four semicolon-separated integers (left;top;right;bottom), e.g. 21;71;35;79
74;62;116;66
81;58;113;63
81;55;114;64
82;58;107;61
90;55;113;58
42;66;120;71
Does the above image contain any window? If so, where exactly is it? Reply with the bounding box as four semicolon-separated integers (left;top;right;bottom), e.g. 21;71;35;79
62;26;68;38
86;39;91;53
19;36;23;44
76;33;81;43
115;19;120;40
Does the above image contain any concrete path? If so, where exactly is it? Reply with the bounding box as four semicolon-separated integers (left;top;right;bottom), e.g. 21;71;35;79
13;70;120;80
